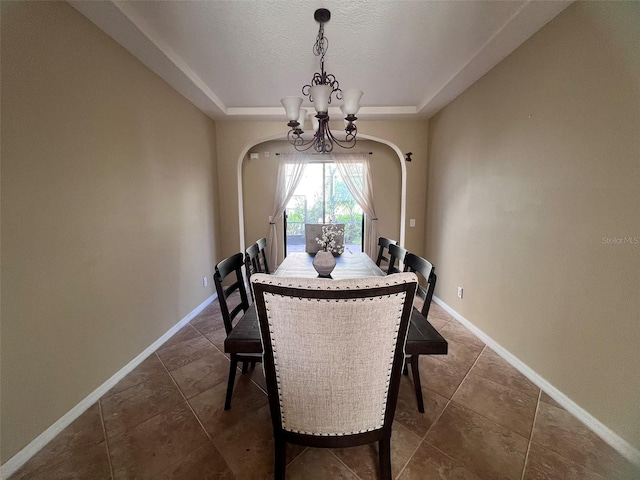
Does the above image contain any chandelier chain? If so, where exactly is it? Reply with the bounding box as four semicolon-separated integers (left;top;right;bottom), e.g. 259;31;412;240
313;23;327;62
302;18;341;104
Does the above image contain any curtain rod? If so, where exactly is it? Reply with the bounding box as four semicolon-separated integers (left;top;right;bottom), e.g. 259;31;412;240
275;152;372;156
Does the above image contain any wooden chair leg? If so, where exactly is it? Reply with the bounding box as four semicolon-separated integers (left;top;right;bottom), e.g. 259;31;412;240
378;437;392;480
410;354;425;413
251;360;256;369
274;437;286;480
403;359;408;376
224;355;238;410
241;360;248;373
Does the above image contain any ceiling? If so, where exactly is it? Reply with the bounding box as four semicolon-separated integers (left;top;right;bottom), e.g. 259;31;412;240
69;1;571;121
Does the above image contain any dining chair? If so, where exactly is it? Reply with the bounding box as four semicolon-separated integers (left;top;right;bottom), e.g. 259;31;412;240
245;243;262;275
251;272;417;480
403;253;437;318
387;243;408;275
245;243;262;301
375;237;397;270
213;252;261;410
256;237;271;274
402;252;437;413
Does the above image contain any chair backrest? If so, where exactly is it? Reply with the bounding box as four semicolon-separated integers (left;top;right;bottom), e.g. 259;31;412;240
251;272;417;440
403;253;437;318
387;243;408;275
214;253;250;335
375;237;397;269
245;243;262;276
244;243;262;302
256;237;271;274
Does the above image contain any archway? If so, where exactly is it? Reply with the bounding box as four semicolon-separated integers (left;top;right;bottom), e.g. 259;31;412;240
236;133;407;257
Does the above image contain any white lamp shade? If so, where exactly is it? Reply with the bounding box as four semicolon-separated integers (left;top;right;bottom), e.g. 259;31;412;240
297;108;307;130
281;96;303;121
342;89;363;115
309;85;332;113
311;114;319;132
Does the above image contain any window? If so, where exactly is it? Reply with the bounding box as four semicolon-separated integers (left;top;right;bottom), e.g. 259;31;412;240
284;162;364;254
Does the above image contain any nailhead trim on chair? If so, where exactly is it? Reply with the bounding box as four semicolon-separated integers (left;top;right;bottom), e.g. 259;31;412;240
255;274;414;436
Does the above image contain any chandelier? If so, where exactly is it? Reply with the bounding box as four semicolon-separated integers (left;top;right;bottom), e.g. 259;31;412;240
281;9;363;154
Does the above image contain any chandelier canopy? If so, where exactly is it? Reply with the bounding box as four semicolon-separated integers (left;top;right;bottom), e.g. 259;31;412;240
281;9;363;154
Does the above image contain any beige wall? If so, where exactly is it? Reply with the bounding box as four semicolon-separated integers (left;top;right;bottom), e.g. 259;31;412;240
359;120;429;256
216;119;429;263
426;1;639;449
242;142;281;252
214;121;283;260
1;1;219;462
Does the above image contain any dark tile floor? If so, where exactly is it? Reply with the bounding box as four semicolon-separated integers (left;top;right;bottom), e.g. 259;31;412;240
10;300;638;479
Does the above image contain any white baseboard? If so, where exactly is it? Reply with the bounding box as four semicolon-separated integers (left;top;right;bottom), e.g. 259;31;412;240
0;293;216;480
432;296;640;468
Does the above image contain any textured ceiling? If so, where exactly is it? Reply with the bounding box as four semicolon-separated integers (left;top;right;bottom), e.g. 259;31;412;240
70;0;571;120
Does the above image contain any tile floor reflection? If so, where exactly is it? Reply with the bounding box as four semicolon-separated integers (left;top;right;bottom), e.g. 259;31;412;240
10;301;638;479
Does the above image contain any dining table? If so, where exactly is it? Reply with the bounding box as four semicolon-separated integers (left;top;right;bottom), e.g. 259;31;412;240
224;251;448;412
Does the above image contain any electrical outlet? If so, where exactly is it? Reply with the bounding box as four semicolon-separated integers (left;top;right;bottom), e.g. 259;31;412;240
457;286;463;299
203;276;208;287
409;218;416;228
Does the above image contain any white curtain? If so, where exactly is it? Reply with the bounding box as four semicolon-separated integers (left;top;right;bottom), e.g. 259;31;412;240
268;153;308;269
333;153;379;258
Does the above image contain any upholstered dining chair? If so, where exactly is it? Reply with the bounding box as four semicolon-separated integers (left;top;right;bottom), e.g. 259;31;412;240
305;223;345;253
251;273;418;480
387;243;408;275
402;253;437;413
213;252;261;410
375;237;397;271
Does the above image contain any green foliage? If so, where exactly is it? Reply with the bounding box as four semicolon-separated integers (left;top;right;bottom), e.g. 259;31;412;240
285;163;364;247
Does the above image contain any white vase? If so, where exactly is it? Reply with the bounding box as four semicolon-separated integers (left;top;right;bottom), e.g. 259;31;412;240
312;250;336;277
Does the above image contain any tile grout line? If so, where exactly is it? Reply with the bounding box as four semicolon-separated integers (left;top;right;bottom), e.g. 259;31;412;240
521;389;542;480
442;338;538;479
395;316;461;479
192;317;270;396
427;339;542;478
97;399;116;480
150;351;238;477
97;353;194;451
166;318;273;475
430;338;542;438
449;361;542;437
394;432;424;479
150;354;231;478
189;315;270;405
434;342;488;423
521;401;619;479
397;320;458;478
154;352;215;443
283;446;310;471
408;343;489;480
328;450;365;479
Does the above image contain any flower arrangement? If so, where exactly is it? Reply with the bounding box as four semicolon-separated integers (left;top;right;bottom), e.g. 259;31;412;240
316;224;345;255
